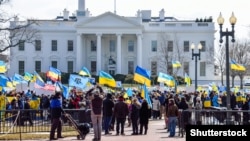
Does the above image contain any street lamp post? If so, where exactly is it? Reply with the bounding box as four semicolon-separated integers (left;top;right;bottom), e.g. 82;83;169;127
217;12;236;125
217;12;236;111
191;43;202;91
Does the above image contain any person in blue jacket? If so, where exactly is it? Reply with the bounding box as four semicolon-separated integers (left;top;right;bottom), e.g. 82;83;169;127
49;92;64;140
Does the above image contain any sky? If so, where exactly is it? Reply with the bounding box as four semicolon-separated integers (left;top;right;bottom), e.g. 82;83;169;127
3;0;250;39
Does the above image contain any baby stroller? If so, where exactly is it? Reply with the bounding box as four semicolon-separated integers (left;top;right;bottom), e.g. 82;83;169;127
64;113;90;140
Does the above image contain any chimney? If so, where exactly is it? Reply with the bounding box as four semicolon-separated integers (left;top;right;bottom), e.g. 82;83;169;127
63;8;69;20
78;0;85;11
159;9;165;21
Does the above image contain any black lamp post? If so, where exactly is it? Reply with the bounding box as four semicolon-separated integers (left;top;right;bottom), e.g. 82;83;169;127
217;12;236;111
191;43;202;91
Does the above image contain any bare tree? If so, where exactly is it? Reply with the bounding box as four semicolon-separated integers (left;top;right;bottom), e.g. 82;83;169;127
214;43;226;85
0;1;39;53
157;32;185;76
229;39;250;89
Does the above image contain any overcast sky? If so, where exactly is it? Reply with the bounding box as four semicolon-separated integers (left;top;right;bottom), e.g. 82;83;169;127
3;0;250;39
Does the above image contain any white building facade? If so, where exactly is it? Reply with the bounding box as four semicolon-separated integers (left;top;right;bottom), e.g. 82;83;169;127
8;0;215;81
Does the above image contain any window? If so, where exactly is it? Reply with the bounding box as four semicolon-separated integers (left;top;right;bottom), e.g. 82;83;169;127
91;61;96;73
128;40;134;52
151;40;157;52
183;62;189;75
184;41;189;52
35;40;41;51
35;61;41;72
51;40;57;51
167;62;173;75
67;40;73;51
128;61;134;74
91;40;97;52
67;61;73;73
167;41;173;52
200;41;206;52
151;61;157;76
200;62;206;76
18;40;25;51
109;40;116;52
51;61;57;68
18;61;25;74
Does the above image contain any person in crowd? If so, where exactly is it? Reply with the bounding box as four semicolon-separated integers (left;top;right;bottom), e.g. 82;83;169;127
113;95;129;136
139;99;151;135
152;93;160;120
178;96;190;129
130;97;141;135
195;97;203;125
49;92;64;140
40;94;50;120
22;97;33;126
167;99;179;137
89;84;104;141
158;92;166;120
102;93;114;135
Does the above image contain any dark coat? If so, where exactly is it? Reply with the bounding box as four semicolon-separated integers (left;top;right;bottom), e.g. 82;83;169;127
139;101;150;124
103;97;114;117
113;100;129;119
50;97;63;119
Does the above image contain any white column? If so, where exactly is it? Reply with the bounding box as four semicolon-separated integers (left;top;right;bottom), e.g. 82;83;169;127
76;34;82;71
116;34;122;74
137;34;142;67
96;33;102;75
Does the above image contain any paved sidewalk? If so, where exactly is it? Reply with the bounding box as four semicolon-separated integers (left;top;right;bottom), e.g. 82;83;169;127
23;119;185;141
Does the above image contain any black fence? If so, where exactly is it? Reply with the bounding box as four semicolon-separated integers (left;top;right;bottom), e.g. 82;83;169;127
0;109;91;134
1;108;250;135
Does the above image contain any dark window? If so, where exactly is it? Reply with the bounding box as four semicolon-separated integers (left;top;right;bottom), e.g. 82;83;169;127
18;61;25;74
67;40;73;51
51;61;57;68
167;62;173;75
35;61;41;72
91;40;97;52
51;40;57;51
18;40;25;51
183;62;189;75
167;41;173;52
67;61;73;73
91;61;96;73
200;62;206;76
151;61;157;76
184;41;189;52
35;40;41;51
128;61;134;74
110;40;116;52
151;40;157;52
128;40;134;52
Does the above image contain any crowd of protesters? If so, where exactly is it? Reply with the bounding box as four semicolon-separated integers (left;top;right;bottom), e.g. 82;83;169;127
1;84;250;141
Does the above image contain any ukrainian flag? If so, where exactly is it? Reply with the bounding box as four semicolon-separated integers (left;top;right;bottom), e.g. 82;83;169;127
157;72;175;87
47;66;61;82
133;66;151;87
79;67;91;77
141;84;152;108
33;71;45;88
99;71;116;88
0;61;7;73
23;72;34;82
230;60;246;71
172;60;182;68
184;73;191;86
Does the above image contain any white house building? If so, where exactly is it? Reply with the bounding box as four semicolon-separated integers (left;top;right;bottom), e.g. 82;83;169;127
8;0;215;81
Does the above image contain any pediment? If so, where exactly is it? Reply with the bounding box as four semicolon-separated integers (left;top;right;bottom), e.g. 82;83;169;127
76;12;140;28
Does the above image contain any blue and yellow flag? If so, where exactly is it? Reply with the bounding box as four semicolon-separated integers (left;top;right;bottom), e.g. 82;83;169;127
141;84;152;108
47;66;61;82
184;73;191;86
172;60;181;68
33;71;45;87
99;71;116;88
157;72;175;87
79;67;91;77
133;66;151;87
230;60;246;71
23;72;34;82
0;61;7;73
